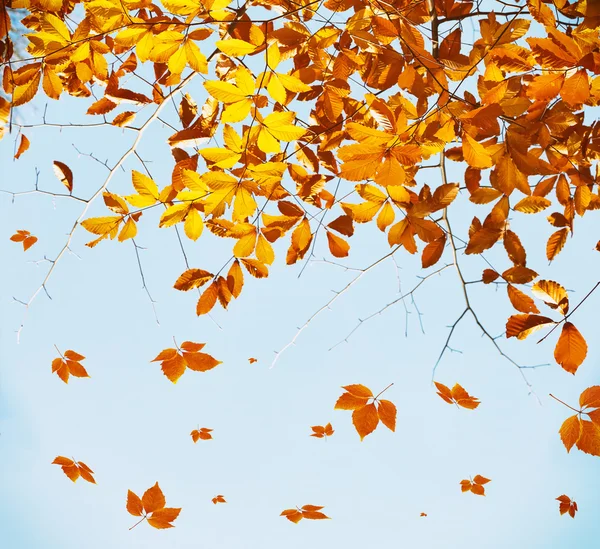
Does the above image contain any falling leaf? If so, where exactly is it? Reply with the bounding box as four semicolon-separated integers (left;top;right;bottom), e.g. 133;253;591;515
281;505;330;523
248;357;258;364
310;423;334;438
127;483;181;529
334;384;396;440
14;134;30;159
151;341;221;383
556;495;577;518
460;475;490;496
10;229;38;251
212;495;226;504
51;349;89;384
191;427;213;442
52;456;95;484
434;382;480;409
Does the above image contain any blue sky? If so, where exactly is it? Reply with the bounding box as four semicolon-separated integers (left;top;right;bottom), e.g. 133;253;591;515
2;27;600;549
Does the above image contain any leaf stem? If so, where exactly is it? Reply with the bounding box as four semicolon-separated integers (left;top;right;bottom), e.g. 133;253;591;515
374;383;394;400
129;516;146;531
549;394;580;414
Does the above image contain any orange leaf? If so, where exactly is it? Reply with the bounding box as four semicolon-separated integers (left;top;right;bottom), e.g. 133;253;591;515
554;322;587;374
53;161;74;193
377;399;396;431
142;482;166;514
559;415;582;452
506;314;554;340
127;490;144;516
352;403;379;440
14;134;30;159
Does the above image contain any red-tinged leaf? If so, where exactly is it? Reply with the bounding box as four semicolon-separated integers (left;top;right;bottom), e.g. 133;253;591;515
421;236;446;268
352;403;379;440
559;415;582;452
327;214;354;236
377;399;396;431
473;475;491;485
506;314;554;340
554;322;587;374
142;483;166;514
482;269;500;284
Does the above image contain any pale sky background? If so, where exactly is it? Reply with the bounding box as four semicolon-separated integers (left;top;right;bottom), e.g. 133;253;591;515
2;8;600;548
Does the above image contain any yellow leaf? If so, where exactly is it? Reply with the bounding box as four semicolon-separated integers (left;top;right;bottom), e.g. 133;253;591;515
184;40;208;74
126;170;159;207
462;133;493;169
216;39;257;56
118;218;137;242
184;208;203;241
160;204;189;227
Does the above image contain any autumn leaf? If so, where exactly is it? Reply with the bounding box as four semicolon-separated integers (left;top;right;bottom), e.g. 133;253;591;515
212;495;226;504
10;229;38;251
248;357;258;364
191;427;213;442
334;384;396;440
53;161;73;193
554;388;600;457
281;505;330;523
127;483;181;530
460;475;490;496
51;348;89;384
556;495;577;518
554;322;587;374
151;341;221;383
434;382;480;409
52;456;95;484
15;134;30;159
310;423;334;438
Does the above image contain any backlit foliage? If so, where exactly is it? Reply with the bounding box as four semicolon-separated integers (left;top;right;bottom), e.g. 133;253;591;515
2;0;600;535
